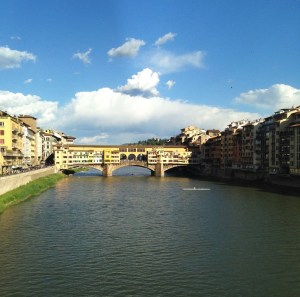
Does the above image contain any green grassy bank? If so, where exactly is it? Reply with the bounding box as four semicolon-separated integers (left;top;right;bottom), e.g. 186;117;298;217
0;173;65;214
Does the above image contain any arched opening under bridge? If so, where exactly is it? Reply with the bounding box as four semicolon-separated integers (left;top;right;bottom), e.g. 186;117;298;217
112;165;152;176
128;154;136;161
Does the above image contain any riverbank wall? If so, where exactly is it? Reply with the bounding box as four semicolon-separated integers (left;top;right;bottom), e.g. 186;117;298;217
185;166;300;190
0;167;57;196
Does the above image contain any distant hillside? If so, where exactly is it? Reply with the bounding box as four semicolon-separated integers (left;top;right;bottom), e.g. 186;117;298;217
124;138;169;146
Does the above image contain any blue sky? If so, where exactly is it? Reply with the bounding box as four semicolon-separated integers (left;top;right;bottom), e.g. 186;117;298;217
0;0;300;143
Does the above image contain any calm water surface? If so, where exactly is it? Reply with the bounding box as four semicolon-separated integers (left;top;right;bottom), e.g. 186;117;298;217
0;167;300;297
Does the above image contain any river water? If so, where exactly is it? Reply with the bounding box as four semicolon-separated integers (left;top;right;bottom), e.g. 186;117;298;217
0;167;300;297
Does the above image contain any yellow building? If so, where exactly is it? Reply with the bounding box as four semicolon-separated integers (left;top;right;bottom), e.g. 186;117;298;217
0;111;24;174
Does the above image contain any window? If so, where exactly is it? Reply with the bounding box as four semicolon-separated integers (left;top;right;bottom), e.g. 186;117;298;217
0;122;4;126
0;130;4;135
0;139;4;144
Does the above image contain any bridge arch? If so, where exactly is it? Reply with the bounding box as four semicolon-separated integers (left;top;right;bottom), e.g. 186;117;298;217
137;154;147;161
128;154;136;161
120;153;127;160
69;162;190;177
113;164;154;176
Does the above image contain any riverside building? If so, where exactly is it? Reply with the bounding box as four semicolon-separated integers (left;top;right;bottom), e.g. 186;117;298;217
0;110;75;175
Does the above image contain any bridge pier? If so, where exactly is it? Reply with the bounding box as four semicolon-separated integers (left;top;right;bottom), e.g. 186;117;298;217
102;164;113;177
155;163;165;177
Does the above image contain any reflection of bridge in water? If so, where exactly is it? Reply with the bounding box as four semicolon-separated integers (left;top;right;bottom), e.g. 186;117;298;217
55;144;201;177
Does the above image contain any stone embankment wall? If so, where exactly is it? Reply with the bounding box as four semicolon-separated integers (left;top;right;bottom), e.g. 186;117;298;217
186;166;300;189
0;167;57;196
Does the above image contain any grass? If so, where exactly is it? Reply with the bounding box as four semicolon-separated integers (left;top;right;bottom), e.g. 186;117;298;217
0;173;66;214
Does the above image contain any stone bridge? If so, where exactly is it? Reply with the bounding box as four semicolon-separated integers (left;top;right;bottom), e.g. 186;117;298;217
72;160;188;177
54;144;200;177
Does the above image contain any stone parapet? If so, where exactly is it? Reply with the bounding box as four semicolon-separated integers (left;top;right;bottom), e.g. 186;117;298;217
0;167;57;196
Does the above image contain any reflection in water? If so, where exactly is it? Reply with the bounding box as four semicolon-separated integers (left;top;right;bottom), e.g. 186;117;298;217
0;168;300;297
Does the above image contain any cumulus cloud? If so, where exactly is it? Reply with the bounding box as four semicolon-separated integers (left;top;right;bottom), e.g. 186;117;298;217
24;78;33;84
148;49;205;74
117;68;159;97
61;87;259;140
2;69;274;145
166;80;175;89
235;84;300;112
73;48;92;64
154;32;177;46
107;38;146;59
0;90;58;126
0;46;36;69
58;69;260;144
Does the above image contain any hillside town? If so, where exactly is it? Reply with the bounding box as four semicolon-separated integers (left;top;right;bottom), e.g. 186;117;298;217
1;106;300;178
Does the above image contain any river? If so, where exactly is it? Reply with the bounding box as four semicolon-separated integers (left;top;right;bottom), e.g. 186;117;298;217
0;167;300;297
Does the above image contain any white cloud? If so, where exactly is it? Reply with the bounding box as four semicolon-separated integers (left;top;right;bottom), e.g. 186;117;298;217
0;46;36;69
46;78;53;83
0;90;58;126
10;36;21;41
3;69;277;145
154;32;177;46
148;49;205;74
73;48;92;64
58;69;260;143
166;80;175;89
24;78;33;84
117;68;159;97
77;134;109;144
235;84;300;112
107;38;146;59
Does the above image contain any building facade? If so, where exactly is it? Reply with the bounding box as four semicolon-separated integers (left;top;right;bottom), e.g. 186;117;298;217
0;110;75;174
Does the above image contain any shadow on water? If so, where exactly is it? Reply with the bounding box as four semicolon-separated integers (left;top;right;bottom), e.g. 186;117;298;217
73;167;300;198
199;177;300;198
73;166;152;177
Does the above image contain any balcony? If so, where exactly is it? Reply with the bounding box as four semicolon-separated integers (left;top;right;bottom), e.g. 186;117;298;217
2;150;23;157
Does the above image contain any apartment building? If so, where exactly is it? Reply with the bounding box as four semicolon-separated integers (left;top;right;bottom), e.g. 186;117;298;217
43;130;61;163
221;121;248;169
203;135;222;168
19;115;38;166
42;129;76;165
170;125;208;146
36;129;44;164
240;120;263;171
0;111;24;174
0;110;75;174
202;106;300;176
288;110;300;175
21;122;34;166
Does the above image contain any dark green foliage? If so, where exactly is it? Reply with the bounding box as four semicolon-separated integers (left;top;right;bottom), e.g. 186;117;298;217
125;138;169;146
